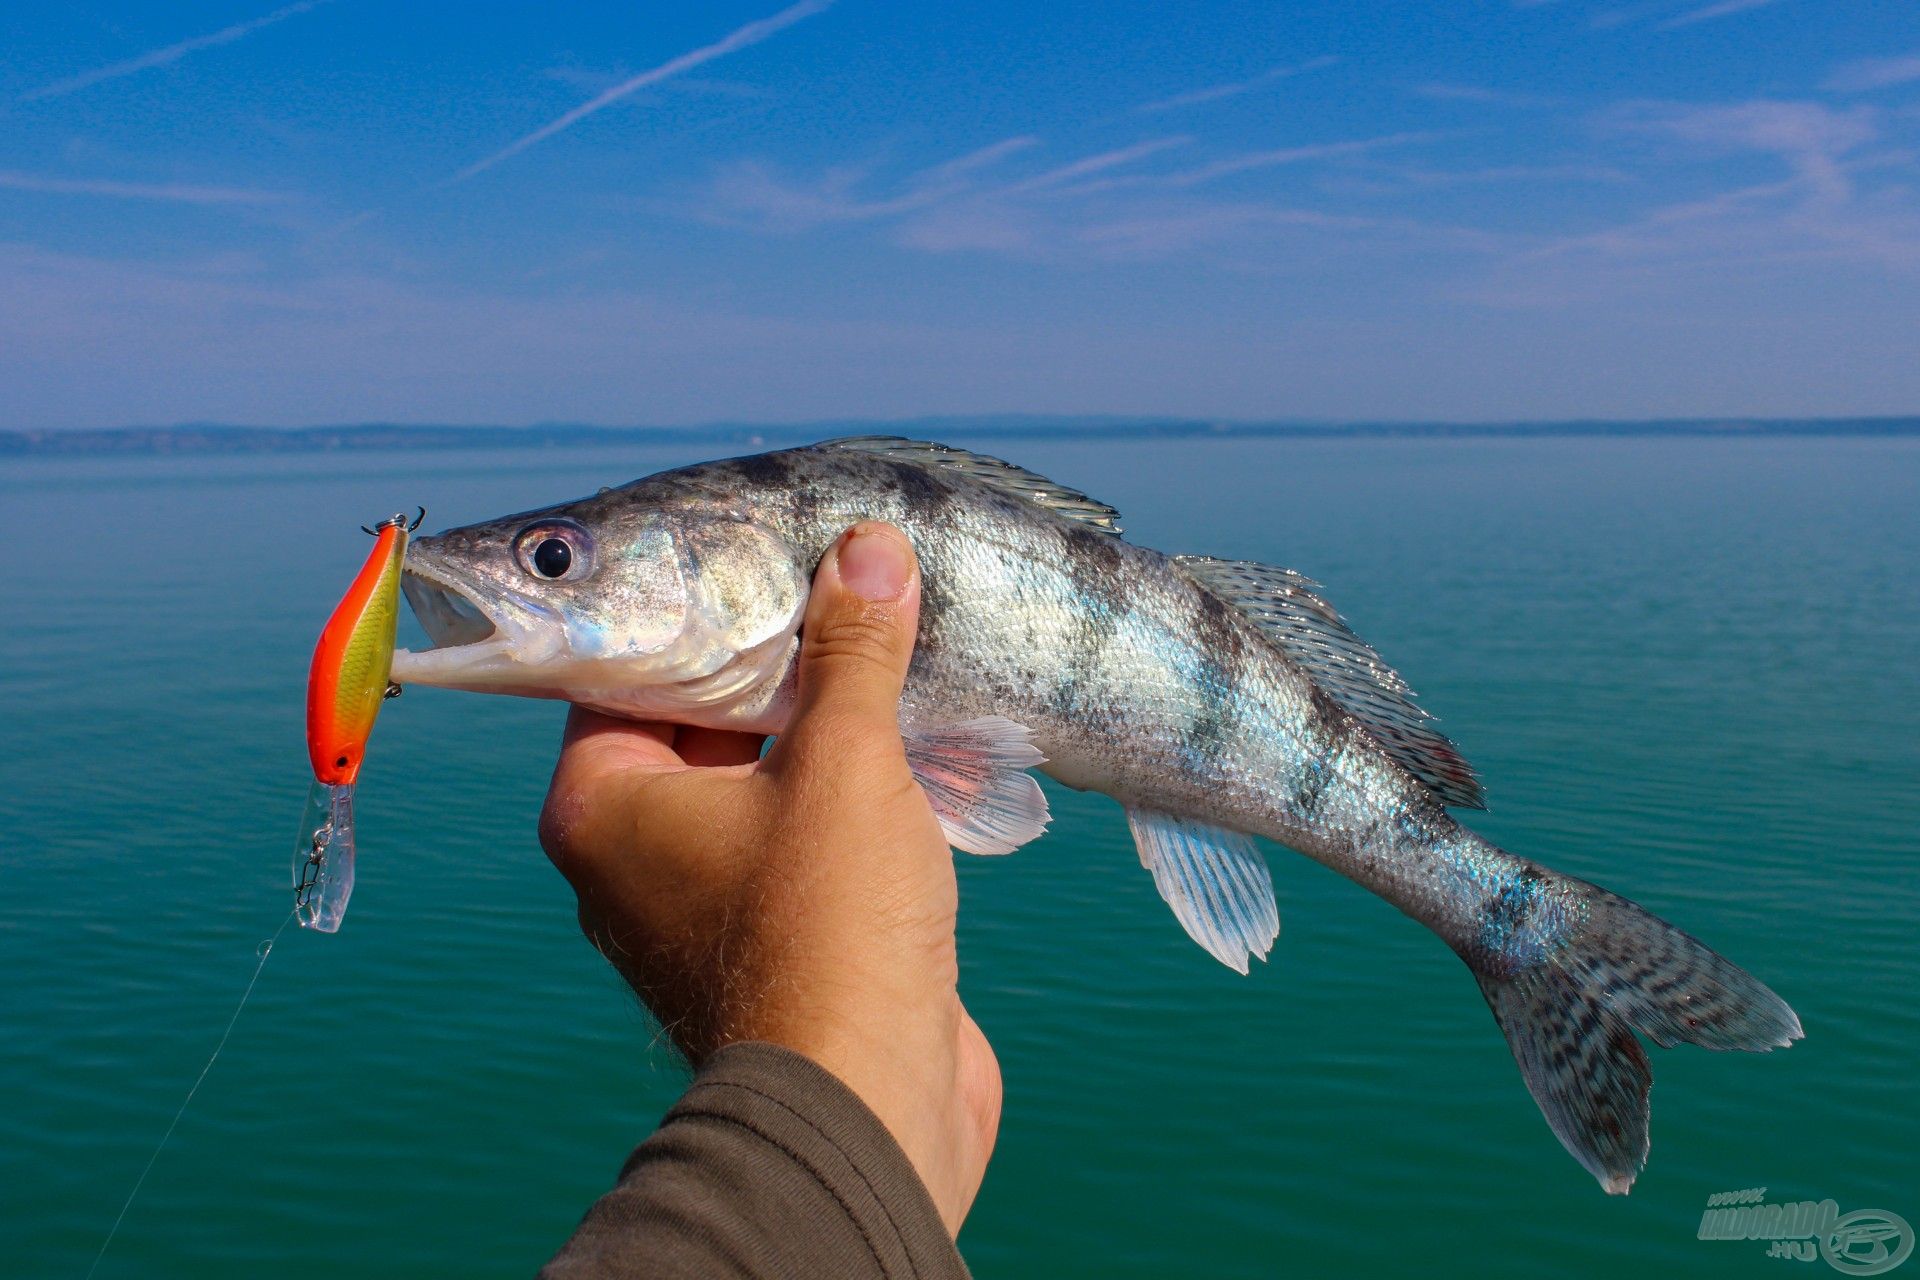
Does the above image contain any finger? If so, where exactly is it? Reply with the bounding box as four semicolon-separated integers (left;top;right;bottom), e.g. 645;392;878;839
542;709;694;870
677;727;766;768
558;707;684;775
778;522;921;764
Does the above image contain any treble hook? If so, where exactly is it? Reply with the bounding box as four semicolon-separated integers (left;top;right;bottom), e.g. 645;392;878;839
362;507;427;536
294;824;328;911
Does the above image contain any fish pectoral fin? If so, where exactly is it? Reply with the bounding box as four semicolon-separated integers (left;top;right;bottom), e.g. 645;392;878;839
1127;809;1279;974
903;716;1050;856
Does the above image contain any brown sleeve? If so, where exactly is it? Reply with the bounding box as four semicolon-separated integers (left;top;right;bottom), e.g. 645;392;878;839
539;1041;971;1280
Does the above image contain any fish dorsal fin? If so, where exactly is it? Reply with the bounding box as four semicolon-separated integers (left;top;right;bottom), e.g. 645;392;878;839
819;437;1123;534
1174;555;1485;809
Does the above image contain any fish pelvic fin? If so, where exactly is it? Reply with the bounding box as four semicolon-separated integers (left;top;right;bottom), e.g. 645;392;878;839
903;716;1050;856
1128;809;1279;974
1469;869;1802;1194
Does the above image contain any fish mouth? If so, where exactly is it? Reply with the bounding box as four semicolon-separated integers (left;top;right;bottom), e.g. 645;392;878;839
391;546;552;686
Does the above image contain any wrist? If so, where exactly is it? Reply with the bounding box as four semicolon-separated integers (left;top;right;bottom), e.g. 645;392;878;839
760;1000;972;1230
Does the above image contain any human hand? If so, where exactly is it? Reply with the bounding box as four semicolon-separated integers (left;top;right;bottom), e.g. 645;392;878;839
537;521;1001;1233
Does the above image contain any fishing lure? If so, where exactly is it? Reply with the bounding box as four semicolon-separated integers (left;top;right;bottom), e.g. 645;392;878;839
295;511;416;932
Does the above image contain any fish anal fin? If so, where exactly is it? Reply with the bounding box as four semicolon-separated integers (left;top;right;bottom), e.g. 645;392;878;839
903;715;1050;856
1127;808;1279;974
1173;555;1485;809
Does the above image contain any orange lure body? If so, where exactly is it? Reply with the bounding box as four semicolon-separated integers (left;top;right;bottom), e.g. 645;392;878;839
307;519;408;785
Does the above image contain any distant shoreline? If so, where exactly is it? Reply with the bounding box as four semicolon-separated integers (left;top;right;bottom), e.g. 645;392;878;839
4;415;1916;457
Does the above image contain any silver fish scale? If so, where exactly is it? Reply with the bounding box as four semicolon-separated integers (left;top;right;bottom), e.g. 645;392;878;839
666;444;1533;956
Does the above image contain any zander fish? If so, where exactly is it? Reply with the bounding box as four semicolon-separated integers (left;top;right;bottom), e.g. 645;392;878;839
390;437;1800;1191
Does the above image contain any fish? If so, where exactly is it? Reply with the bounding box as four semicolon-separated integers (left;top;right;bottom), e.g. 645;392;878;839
389;436;1801;1192
297;511;412;932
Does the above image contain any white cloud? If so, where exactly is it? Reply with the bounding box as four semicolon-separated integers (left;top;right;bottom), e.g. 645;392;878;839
895;204;1045;255
1611;99;1876;157
694;127;1467;266
1410;83;1561;109
1486;97;1920;305
0;170;291;205
696;136;1040;233
701;162;942;231
1824;54;1920;95
1323;163;1632;194
0;242;1000;428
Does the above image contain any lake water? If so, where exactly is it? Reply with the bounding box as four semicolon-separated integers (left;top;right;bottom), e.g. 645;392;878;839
3;435;1914;1278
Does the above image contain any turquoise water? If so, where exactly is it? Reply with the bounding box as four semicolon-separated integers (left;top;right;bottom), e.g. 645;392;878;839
3;437;1915;1278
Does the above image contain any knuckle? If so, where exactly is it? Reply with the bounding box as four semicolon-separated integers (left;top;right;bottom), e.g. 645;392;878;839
786;710;906;774
807;611;905;668
539;759;685;867
537;785;587;861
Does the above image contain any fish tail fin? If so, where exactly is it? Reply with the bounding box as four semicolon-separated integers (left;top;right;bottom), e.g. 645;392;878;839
1468;870;1801;1194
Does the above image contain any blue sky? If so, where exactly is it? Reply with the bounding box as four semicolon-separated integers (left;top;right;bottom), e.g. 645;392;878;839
2;1;1916;429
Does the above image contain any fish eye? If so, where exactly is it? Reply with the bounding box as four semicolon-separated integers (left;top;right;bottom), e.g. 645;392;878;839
533;538;570;578
514;520;594;582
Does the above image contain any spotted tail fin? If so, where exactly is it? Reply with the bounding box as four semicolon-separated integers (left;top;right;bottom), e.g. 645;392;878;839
1470;872;1802;1193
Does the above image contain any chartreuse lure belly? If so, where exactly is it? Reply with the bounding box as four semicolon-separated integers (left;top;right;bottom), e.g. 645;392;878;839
296;512;414;932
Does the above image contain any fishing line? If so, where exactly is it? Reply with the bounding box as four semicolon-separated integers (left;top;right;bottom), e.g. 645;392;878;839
83;908;298;1280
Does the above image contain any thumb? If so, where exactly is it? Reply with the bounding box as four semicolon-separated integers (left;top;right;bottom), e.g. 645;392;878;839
782;522;921;756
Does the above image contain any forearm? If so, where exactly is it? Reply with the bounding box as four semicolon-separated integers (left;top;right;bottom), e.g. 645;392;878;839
541;1042;971;1280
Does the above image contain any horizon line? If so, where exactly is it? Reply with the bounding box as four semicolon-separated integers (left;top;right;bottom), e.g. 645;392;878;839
4;413;1917;457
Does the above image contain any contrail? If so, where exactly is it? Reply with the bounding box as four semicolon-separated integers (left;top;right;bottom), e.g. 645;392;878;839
913;136;1041;186
1658;0;1782;28
447;0;833;186
1002;138;1190;194
1167;132;1435;187
1135;56;1339;115
22;1;330;102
